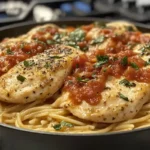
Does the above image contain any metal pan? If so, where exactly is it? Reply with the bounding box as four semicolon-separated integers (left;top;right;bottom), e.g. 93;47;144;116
0;18;150;150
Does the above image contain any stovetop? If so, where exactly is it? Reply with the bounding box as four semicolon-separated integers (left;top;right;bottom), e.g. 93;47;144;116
0;0;150;27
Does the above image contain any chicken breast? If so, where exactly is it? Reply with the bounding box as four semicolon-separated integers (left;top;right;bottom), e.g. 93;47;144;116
0;24;65;51
55;77;150;123
54;43;150;123
87;21;138;38
25;24;66;42
107;21;138;32
87;21;138;54
0;45;81;104
0;24;60;44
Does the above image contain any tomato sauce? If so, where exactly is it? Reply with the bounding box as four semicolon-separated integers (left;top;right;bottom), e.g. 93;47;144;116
0;26;59;76
32;27;58;42
1;23;150;106
64;28;150;106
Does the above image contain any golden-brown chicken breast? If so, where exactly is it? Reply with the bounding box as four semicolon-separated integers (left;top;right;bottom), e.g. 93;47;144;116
55;77;150;123
107;21;138;32
0;24;60;44
53;41;150;123
0;45;81;104
86;21;138;54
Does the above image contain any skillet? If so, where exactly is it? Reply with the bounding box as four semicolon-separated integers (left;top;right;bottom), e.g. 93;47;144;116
0;18;150;150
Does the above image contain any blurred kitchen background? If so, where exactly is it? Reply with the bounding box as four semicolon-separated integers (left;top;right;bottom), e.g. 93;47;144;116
0;0;150;27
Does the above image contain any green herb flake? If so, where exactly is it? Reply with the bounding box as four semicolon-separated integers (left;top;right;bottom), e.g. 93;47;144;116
91;36;105;45
130;62;139;70
119;92;129;101
35;39;46;46
145;58;150;66
121;56;128;66
81;46;88;52
6;48;14;55
119;79;136;88
53;33;62;43
23;60;35;67
94;55;109;68
53;34;60;40
49;56;62;59
69;29;85;42
53;121;73;131
66;41;80;49
67;41;76;46
127;43;137;50
26;51;31;54
53;124;61;130
44;62;50;68
46;40;55;45
140;44;150;56
113;57;118;61
126;26;135;32
17;75;26;82
77;77;89;83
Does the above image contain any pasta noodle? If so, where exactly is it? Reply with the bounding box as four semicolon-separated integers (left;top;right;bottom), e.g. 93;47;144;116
1;100;150;133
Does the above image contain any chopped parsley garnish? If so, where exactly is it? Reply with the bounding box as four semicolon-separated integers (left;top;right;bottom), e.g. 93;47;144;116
94;55;109;68
67;41;77;47
67;41;76;46
23;60;35;67
44;62;50;68
69;29;85;42
121;56;128;66
126;26;135;32
35;39;46;46
17;75;26;82
113;57;118;61
119;92;129;101
46;40;55;45
67;41;80;49
6;48;13;55
53;33;61;40
130;62;139;70
66;29;86;51
145;58;150;66
127;43;137;49
53;33;63;43
77;77;89;83
140;44;150;56
91;36;105;45
119;79;136;87
81;46;88;52
49;56;62;59
26;52;31;55
53;121;73;130
43;33;65;45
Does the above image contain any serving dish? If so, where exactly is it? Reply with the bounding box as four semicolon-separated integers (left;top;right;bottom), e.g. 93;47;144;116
0;18;150;150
